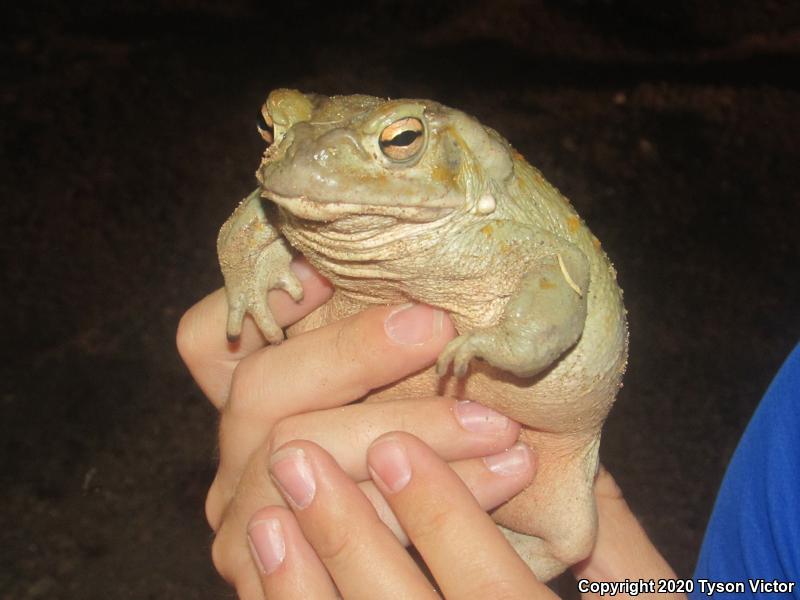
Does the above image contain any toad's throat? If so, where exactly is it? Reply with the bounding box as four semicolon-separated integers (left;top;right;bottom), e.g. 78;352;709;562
261;188;458;223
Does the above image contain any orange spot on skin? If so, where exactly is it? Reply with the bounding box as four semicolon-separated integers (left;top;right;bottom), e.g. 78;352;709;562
481;224;494;236
431;163;455;184
539;278;556;289
592;235;602;250
512;150;525;161
500;242;512;255
567;215;580;233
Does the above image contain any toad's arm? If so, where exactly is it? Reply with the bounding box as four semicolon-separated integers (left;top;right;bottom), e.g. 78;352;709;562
437;224;589;378
217;188;302;342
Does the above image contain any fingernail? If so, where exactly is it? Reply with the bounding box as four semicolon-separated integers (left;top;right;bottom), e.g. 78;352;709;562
483;443;532;476
270;448;316;509
454;401;510;433
290;257;316;281
248;518;285;575
368;438;412;493
384;304;444;345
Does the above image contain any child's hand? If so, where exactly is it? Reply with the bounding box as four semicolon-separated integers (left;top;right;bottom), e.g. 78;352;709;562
177;258;535;599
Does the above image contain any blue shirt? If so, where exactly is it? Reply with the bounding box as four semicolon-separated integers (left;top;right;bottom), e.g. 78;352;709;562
691;343;800;598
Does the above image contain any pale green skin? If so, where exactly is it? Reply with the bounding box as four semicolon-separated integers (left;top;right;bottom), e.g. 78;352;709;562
218;89;628;580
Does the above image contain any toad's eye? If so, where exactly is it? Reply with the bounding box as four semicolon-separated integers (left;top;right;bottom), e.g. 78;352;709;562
379;117;424;161
256;110;274;144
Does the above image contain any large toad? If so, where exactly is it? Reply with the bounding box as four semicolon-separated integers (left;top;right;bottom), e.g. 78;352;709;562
217;89;628;581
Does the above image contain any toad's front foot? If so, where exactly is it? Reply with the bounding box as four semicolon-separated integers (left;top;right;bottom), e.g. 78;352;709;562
222;241;303;344
436;330;490;378
437;249;589;379
436;322;564;379
218;189;305;344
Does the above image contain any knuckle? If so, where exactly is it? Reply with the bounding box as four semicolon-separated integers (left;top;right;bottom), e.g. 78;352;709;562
225;348;280;421
226;357;260;418
205;481;224;532
210;532;232;582
175;311;198;365
306;493;379;567
331;318;361;363
264;417;298;456
313;523;358;565
332;312;383;375
410;504;456;547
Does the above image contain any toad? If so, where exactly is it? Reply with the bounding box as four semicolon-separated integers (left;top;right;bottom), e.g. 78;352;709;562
217;89;628;581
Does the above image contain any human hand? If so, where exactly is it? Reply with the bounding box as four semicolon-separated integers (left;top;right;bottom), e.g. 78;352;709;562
177;258;536;599
248;432;555;599
247;438;684;600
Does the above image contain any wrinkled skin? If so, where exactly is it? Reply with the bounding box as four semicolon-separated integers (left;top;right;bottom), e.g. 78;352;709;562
217;89;628;581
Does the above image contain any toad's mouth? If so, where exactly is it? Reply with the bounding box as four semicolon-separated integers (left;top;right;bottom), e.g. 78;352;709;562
261;188;458;223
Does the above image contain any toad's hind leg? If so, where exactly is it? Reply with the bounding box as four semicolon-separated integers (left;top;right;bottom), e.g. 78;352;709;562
493;432;601;581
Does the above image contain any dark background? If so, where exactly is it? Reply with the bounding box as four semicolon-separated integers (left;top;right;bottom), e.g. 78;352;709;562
2;1;799;598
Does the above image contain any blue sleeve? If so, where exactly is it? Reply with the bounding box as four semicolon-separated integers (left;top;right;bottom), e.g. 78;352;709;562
690;343;800;599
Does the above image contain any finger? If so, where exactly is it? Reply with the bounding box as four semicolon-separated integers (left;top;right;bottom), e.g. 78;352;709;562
270;441;438;600
214;304;456;503
359;445;537;546
210;402;528;595
208;395;506;531
211;442;536;592
214;396;524;541
245;506;339;600
176;257;333;408
260;398;520;481
368;432;556;600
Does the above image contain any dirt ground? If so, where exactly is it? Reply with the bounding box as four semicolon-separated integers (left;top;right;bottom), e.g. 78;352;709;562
2;1;799;598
